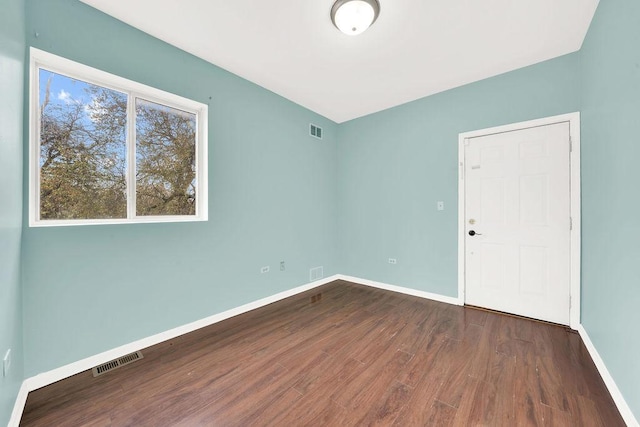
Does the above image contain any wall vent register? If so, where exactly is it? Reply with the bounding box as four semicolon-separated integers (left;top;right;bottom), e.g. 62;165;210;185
310;124;323;139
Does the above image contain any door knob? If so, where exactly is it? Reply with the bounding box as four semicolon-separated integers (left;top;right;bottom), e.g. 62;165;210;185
468;230;482;236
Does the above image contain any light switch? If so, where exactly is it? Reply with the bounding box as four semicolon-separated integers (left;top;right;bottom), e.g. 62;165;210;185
437;201;444;211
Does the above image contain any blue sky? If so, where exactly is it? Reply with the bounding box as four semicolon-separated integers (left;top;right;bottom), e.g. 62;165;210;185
38;68;196;187
38;68;128;169
40;68;95;108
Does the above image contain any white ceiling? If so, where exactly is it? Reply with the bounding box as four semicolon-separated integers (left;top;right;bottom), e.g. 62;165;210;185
80;0;599;123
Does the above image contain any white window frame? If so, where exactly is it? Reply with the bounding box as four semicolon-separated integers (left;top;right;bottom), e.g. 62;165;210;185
29;48;208;227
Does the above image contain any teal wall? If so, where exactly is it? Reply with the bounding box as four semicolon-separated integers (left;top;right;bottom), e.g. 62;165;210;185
338;54;581;296
0;0;25;424
6;0;638;423
581;0;640;420
22;0;339;377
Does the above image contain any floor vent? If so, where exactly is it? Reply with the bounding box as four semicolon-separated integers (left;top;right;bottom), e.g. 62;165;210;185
92;351;143;377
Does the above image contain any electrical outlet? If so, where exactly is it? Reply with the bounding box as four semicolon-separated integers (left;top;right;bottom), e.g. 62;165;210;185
280;261;285;271
261;266;270;274
437;201;444;211
388;258;397;264
3;349;11;377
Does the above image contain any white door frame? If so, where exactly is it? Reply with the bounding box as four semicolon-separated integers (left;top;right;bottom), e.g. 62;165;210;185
457;112;581;329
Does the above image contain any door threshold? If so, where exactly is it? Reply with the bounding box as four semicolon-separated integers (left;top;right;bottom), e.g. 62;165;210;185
464;304;574;331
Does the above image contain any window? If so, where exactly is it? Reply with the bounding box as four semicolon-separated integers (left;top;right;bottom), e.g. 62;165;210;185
29;48;208;226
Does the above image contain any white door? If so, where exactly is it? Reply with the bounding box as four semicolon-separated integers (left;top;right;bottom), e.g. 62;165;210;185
464;122;571;325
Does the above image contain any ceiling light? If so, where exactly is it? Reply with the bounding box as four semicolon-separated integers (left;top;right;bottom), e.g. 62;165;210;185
331;0;380;36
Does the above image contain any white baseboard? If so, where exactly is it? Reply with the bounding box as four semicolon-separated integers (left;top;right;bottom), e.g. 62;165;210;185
19;275;457;397
337;274;462;306
8;275;341;426
8;381;30;427
577;325;639;427
21;276;640;427
25;275;341;391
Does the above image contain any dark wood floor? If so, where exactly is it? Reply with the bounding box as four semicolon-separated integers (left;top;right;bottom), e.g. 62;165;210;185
21;280;625;426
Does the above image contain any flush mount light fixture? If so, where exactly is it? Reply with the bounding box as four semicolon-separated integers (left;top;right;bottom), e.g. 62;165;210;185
331;0;380;36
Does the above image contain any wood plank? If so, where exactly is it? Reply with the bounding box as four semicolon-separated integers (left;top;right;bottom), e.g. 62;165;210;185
392;367;449;426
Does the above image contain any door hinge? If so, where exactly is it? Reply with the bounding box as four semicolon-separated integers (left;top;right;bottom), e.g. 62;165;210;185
569;136;573;153
460;161;464;180
570;216;573;230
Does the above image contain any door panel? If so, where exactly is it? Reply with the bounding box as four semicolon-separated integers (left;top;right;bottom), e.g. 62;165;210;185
464;122;570;325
